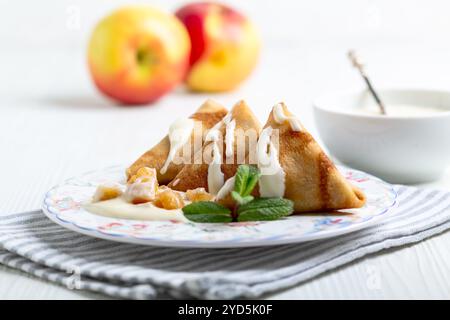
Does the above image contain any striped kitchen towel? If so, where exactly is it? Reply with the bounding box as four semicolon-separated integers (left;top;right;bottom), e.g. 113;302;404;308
0;185;450;299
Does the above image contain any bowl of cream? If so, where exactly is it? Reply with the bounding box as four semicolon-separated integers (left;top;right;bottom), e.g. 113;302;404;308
313;89;450;183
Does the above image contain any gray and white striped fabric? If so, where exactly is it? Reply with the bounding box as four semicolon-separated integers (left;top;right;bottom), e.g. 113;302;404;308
1;185;450;299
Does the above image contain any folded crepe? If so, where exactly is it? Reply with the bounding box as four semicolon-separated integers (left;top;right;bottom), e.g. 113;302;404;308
126;99;228;184
168;100;262;193
259;102;366;212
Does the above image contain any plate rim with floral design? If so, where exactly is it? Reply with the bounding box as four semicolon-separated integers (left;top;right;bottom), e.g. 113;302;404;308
42;165;398;248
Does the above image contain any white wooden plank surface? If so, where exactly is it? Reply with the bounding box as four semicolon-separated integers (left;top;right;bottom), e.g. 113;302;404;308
1;0;450;299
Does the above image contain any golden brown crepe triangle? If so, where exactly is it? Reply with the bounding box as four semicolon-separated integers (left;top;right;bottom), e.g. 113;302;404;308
168;100;262;192
126;99;228;184
264;102;366;212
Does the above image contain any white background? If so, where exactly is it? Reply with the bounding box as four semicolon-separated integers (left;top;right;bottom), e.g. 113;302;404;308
0;0;449;299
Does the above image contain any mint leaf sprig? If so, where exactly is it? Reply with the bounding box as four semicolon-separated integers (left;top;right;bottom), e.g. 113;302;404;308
182;165;294;223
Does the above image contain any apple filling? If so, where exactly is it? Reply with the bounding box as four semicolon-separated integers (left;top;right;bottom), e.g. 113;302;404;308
125;167;159;204
92;183;123;202
91;167;213;215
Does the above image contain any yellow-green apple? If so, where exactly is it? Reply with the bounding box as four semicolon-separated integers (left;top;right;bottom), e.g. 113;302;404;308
88;6;191;105
175;2;260;92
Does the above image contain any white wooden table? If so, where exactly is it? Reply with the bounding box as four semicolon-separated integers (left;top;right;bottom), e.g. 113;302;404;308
1;0;450;299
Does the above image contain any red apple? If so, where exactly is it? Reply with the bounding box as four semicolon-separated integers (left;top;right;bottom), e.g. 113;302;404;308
88;6;191;105
176;2;260;92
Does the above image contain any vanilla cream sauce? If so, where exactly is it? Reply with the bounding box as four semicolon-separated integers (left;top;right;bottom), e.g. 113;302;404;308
84;197;189;222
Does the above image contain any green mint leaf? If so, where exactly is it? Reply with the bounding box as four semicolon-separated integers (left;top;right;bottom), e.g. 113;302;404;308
185;214;233;223
182;201;232;223
231;191;242;203
243;173;260;197
237;198;294;222
231;191;254;206
234;165;261;197
182;201;231;215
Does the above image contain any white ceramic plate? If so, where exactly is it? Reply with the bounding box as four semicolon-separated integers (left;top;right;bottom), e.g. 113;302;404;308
42;166;397;248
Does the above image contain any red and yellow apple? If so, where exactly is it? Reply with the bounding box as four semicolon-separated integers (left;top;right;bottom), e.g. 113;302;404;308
175;2;260;92
88;6;190;105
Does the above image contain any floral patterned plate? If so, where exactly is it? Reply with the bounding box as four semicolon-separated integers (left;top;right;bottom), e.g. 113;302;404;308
42;166;397;248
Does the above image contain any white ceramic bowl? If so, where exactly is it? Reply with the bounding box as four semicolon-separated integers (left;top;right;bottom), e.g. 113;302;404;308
313;89;450;184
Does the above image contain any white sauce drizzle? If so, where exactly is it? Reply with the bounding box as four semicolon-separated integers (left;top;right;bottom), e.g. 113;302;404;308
84;197;188;222
225;119;236;158
216;176;236;200
207;132;225;195
160;118;195;175
257;127;286;197
205;112;234;195
273;103;302;131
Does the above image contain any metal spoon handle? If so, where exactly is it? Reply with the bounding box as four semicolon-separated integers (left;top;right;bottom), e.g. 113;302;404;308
348;50;387;115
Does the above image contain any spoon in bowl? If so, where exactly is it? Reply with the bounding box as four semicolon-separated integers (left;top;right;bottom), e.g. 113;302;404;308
348;50;387;115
